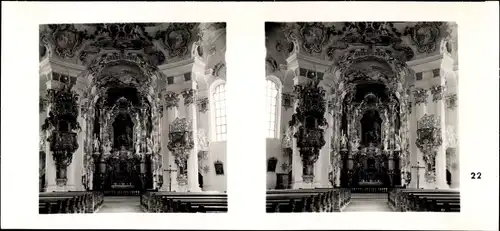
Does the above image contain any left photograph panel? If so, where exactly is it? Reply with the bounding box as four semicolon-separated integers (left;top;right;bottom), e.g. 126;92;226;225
39;23;228;213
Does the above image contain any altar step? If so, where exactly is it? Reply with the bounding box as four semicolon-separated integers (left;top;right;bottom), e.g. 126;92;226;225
350;193;388;200
343;193;393;212
103;190;141;197
351;187;388;193
96;196;142;213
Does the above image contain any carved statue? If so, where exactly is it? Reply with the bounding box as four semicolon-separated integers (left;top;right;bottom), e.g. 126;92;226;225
197;129;210;151
102;139;112;154
135;141;141;155
147;137;153;153
351;137;360;152
93;135;100;153
395;135;401;150
153;139;160;154
340;133;348;150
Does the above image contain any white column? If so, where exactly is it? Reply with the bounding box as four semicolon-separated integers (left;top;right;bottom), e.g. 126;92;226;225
333;110;342;187
447;93;460;189
161;91;180;191
314;94;333;188
183;83;202;192
412;87;428;189
291;75;309;189
197;90;214;191
431;83;448;189
67;114;86;191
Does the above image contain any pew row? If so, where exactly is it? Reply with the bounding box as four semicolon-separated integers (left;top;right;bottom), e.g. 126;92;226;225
141;191;228;213
39;191;104;214
266;188;351;213
388;188;460;212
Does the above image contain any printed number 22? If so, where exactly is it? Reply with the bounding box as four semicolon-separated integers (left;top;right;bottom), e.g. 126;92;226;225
471;172;482;179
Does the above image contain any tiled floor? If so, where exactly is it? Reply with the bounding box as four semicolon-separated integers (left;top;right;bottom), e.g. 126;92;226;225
96;196;143;213
342;193;394;212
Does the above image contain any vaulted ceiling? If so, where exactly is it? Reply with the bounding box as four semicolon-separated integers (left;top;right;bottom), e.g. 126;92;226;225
265;22;457;71
40;22;226;67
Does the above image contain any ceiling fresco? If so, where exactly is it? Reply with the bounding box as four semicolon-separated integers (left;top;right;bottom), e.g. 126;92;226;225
40;23;226;67
265;22;456;75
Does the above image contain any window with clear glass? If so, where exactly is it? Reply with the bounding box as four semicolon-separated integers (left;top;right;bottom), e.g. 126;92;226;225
213;83;227;141
266;80;279;138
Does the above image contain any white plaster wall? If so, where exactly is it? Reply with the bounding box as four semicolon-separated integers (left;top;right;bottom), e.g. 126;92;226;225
209;141;227;192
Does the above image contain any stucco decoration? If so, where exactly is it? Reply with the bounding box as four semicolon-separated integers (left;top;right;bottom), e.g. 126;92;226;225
155;23;196;58
403;22;443;54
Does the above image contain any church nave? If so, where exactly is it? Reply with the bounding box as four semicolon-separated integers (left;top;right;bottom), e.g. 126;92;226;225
39;22;228;214
265;21;460;213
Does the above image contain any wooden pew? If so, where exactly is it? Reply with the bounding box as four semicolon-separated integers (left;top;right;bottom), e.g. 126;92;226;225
391;189;459;212
142;191;228;213
388;188;460;212
39;191;104;214
266;188;351;213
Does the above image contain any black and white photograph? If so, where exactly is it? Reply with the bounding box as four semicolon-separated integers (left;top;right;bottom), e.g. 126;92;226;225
38;22;228;213
1;2;498;230
265;22;461;212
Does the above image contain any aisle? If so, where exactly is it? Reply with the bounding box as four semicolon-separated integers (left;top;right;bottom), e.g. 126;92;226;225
342;193;394;212
96;196;143;213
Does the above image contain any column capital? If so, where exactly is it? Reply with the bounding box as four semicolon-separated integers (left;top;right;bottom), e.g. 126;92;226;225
430;85;446;102
164;91;180;109
413;87;428;106
181;88;197;106
446;93;458;110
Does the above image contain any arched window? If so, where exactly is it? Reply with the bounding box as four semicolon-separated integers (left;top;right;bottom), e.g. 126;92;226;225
213;83;227;141
266;79;280;138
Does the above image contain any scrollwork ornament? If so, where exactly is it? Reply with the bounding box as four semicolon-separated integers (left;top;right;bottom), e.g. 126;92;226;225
298;22;328;54
197;98;209;113
430;85;445;102
282;93;294;111
413;88;428;106
181;88;197;106
202;165;210;174
48;24;87;59
164;91;180;109
446;94;457;110
404;22;443;54
155;23;195;58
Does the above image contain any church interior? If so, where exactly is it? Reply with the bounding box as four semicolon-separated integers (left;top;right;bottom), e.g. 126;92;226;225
39;23;228;213
265;22;460;212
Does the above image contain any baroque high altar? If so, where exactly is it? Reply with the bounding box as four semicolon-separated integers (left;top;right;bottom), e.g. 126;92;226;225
266;22;459;190
39;23;227;193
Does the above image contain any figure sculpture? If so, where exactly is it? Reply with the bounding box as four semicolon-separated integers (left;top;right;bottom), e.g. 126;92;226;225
147;137;153;154
93;135;100;153
153;139;160;154
135;141;141;155
395;135;401;150
340;133;348;150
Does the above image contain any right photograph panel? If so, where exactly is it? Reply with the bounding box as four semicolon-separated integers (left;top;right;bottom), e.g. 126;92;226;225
265;22;460;213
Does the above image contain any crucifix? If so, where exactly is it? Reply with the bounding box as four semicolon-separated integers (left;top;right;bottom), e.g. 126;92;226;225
164;165;177;192
411;161;426;189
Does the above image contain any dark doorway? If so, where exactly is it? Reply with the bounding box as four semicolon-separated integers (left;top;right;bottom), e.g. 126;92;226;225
198;172;204;188
446;169;452;185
